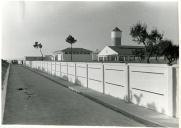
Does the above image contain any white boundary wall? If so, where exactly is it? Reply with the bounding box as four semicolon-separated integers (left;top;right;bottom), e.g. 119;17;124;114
76;63;87;87
67;62;76;83
24;61;178;117
87;63;104;93
129;64;173;116
104;63;129;100
61;62;68;80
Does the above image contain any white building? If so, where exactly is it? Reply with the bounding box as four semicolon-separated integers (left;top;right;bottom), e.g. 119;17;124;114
53;48;93;62
98;45;144;61
98;27;144;62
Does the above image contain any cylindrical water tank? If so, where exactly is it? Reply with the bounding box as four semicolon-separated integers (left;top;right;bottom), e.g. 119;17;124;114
111;27;122;46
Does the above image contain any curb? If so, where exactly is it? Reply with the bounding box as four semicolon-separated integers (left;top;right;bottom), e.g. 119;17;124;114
1;64;11;123
23;66;163;127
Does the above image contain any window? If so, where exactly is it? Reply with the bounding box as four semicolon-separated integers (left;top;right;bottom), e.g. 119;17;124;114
85;52;89;54
99;57;103;61
119;56;124;61
111;56;115;61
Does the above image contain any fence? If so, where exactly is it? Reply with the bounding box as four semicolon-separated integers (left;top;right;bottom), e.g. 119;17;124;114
24;61;178;117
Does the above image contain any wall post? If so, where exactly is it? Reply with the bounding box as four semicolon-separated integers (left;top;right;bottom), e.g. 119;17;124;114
41;61;43;71
168;66;173;117
102;64;105;94
42;61;44;72
126;64;130;102
51;61;52;75
47;62;48;73
36;61;38;69
75;63;77;83
67;62;69;81
86;63;88;88
172;66;178;117
60;62;62;78
55;62;56;76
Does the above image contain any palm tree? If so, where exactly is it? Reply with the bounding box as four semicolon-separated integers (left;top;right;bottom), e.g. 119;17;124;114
65;35;77;61
33;41;43;61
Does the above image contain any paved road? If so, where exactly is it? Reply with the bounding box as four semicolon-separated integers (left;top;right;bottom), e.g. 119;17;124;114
3;65;145;126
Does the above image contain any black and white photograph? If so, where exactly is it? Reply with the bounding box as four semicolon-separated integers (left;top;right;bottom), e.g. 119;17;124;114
1;0;179;127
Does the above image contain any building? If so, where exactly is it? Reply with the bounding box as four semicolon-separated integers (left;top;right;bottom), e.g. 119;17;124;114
44;55;54;61
25;55;53;61
98;27;144;62
25;56;43;61
53;48;93;62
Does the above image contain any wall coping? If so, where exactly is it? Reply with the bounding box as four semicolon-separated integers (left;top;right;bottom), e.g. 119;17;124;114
26;61;179;68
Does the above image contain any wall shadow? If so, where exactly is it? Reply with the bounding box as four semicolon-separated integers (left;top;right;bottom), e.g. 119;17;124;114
147;102;157;112
131;92;166;115
62;75;68;81
75;78;82;86
134;93;143;105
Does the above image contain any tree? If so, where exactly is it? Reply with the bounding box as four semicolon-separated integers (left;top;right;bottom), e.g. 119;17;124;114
158;40;179;65
130;23;148;46
33;41;43;61
130;23;163;63
153;44;160;61
171;45;179;63
147;29;163;62
132;49;145;62
65;35;77;61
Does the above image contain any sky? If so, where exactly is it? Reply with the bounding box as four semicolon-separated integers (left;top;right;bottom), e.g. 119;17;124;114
1;1;179;60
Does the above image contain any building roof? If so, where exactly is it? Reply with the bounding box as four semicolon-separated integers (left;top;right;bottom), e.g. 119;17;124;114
112;27;122;32
54;47;92;54
25;56;44;61
108;45;144;55
25;56;42;58
109;45;144;49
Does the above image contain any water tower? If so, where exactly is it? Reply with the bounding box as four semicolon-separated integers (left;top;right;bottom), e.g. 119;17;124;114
111;27;122;46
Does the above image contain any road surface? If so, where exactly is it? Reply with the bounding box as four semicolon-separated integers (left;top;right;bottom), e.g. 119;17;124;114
3;65;145;126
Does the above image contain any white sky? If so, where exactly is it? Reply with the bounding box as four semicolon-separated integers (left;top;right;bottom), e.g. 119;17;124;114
1;1;179;59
